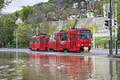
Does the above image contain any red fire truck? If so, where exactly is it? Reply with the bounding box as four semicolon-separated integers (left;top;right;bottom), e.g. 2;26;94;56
48;28;91;52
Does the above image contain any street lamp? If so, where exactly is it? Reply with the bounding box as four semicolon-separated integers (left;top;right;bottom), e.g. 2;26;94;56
15;17;22;61
15;17;22;49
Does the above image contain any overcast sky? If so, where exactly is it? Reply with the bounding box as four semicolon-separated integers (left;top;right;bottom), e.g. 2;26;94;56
2;0;48;13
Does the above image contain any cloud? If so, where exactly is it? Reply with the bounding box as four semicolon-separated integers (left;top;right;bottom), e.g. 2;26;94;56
2;0;48;13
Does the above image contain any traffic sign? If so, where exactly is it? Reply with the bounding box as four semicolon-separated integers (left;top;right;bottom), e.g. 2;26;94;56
115;36;118;41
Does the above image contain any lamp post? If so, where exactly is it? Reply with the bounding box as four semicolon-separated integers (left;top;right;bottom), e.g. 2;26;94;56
15;17;22;49
15;17;22;61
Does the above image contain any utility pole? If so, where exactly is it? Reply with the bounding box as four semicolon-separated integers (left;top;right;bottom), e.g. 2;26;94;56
109;0;113;55
114;1;118;55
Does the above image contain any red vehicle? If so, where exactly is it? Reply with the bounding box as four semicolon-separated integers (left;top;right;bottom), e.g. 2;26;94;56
29;38;33;50
29;28;92;52
48;28;91;52
38;35;49;51
29;34;49;51
29;36;36;50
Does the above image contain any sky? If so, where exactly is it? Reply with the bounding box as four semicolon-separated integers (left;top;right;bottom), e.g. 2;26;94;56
2;0;48;13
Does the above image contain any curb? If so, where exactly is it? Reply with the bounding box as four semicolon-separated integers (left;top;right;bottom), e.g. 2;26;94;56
108;55;120;58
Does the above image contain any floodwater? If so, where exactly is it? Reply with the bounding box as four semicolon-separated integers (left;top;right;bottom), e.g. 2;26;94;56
0;51;120;80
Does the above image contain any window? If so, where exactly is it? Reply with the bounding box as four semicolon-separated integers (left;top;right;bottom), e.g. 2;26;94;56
49;35;53;42
77;32;80;40
80;30;90;40
49;34;56;42
60;32;68;41
44;36;48;42
36;37;39;43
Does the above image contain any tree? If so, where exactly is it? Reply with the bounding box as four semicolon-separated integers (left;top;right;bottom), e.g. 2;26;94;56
19;6;35;21
87;24;98;34
0;15;16;47
118;0;120;41
0;0;11;10
38;19;50;34
38;19;59;35
48;24;59;34
48;0;55;3
64;19;75;30
15;23;32;47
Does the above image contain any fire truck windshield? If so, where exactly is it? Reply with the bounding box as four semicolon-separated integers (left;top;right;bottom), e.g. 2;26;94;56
77;30;90;40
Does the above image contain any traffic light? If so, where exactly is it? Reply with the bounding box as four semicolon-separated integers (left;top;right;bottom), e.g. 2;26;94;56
114;20;117;25
105;20;109;26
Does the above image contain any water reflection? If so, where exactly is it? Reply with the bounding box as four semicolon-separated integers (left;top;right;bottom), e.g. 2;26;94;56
29;53;92;80
0;52;28;80
0;51;120;80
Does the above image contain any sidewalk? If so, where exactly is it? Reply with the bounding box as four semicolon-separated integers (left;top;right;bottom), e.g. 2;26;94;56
90;49;120;56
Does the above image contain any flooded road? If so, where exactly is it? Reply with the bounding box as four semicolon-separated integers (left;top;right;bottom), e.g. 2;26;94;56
0;51;120;80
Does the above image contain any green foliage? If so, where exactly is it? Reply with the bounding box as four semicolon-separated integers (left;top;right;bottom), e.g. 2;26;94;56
47;12;56;21
95;36;116;49
0;0;5;9
38;19;58;35
36;2;54;13
64;19;75;30
0;15;16;47
42;3;54;11
95;36;109;45
118;0;120;41
87;24;98;34
15;11;19;17
19;6;35;21
98;0;104;16
15;23;31;47
48;0;55;3
38;19;50;34
48;24;59;34
0;0;12;10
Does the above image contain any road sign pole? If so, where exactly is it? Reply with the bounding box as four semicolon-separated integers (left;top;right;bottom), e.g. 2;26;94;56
116;40;118;55
114;1;118;55
109;0;113;55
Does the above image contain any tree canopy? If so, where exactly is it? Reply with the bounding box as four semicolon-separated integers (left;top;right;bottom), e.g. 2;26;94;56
19;6;35;21
0;0;12;10
117;0;120;41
